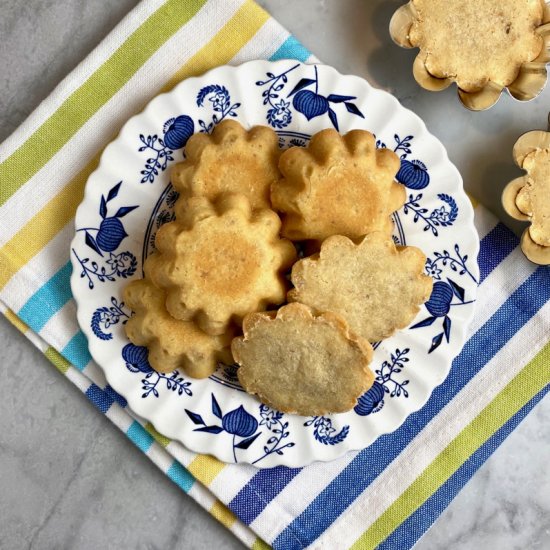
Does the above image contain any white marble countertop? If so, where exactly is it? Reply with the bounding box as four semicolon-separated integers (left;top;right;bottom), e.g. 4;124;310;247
1;0;549;548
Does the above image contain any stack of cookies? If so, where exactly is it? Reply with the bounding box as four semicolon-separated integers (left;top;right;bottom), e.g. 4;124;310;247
124;120;433;415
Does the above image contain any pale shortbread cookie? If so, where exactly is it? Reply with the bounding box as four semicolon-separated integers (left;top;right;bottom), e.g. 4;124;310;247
517;148;550;246
232;303;374;415
288;232;433;342
409;0;544;92
123;278;234;378
146;193;297;335
272;128;404;241
171;119;281;210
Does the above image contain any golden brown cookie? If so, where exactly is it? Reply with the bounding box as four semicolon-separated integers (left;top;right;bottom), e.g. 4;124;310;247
407;0;544;93
123;278;234;378
146;193;297;335
272;128;404;241
232;303;374;415
503;130;550;265
288;232;433;342
518;148;550;247
171;120;281;210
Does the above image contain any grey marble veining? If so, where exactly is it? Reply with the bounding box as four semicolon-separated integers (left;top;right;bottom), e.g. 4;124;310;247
0;0;549;549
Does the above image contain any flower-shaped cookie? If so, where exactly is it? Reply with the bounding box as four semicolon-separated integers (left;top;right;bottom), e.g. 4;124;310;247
232;303;374;415
390;0;550;110
171;119;281;210
503;130;550;265
123;278;234;378
146;193;297;335
271;129;404;241
288;232;433;342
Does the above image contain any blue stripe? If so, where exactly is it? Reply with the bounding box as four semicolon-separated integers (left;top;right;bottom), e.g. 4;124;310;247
478;223;518;283
61;331;92;371
167;461;195;493
17;262;72;332
378;384;550;550
126;421;154;453
272;267;550;549
269;35;311;62
229;467;301;525
104;384;127;408
85;383;115;414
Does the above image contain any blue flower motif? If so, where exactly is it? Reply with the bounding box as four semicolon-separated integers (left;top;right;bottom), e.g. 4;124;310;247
122;344;153;374
431;206;451;224
162;115;194;150
396;159;430;190
354;382;386;416
425;281;454;317
259;405;283;429
222;405;258;438
425;263;443;280
267;99;292;129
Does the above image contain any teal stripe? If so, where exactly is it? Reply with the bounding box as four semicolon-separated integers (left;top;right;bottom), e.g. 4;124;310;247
17;262;72;332
269;35;311;62
61;331;91;371
167;461;195;493
126;421;155;453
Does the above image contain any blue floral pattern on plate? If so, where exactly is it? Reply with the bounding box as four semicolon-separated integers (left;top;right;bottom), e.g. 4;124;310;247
70;61;479;468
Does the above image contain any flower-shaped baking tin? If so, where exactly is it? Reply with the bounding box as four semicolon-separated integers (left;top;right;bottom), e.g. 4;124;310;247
503;130;550;265
390;0;550;111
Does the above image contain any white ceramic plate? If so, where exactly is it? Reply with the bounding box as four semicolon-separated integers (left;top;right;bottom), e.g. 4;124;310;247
70;60;479;468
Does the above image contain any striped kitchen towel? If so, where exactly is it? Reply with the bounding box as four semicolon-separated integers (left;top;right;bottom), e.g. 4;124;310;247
0;1;548;549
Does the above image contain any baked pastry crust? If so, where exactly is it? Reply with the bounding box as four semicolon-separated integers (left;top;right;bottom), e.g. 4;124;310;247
171;119;281;210
124;278;233;378
146;193;297;335
503;130;550;265
272;128;404;241
288;232;433;342
409;0;544;92
232;303;374;416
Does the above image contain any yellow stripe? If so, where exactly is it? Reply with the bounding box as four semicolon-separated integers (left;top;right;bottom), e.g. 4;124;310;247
187;454;226;486
161;0;270;92
210;500;238;529
252;538;271;550
0;155;98;290
352;341;550;549
0;0;207;207
0;0;268;291
145;422;171;447
44;346;71;374
4;308;29;334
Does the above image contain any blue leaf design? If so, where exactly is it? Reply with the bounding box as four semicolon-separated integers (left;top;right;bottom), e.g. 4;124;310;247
114;205;139;218
212;393;223;419
447;278;465;302
327;107;339;131
287;77;316;97
344;102;365;118
107;181;122;202
100;196;107;219
411;316;437;329
85;232;103;256
234;432;261;450
185;409;205;425
194;425;224;434
429;332;444;354
222;405;258;437
327;94;356;103
443;315;452;342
